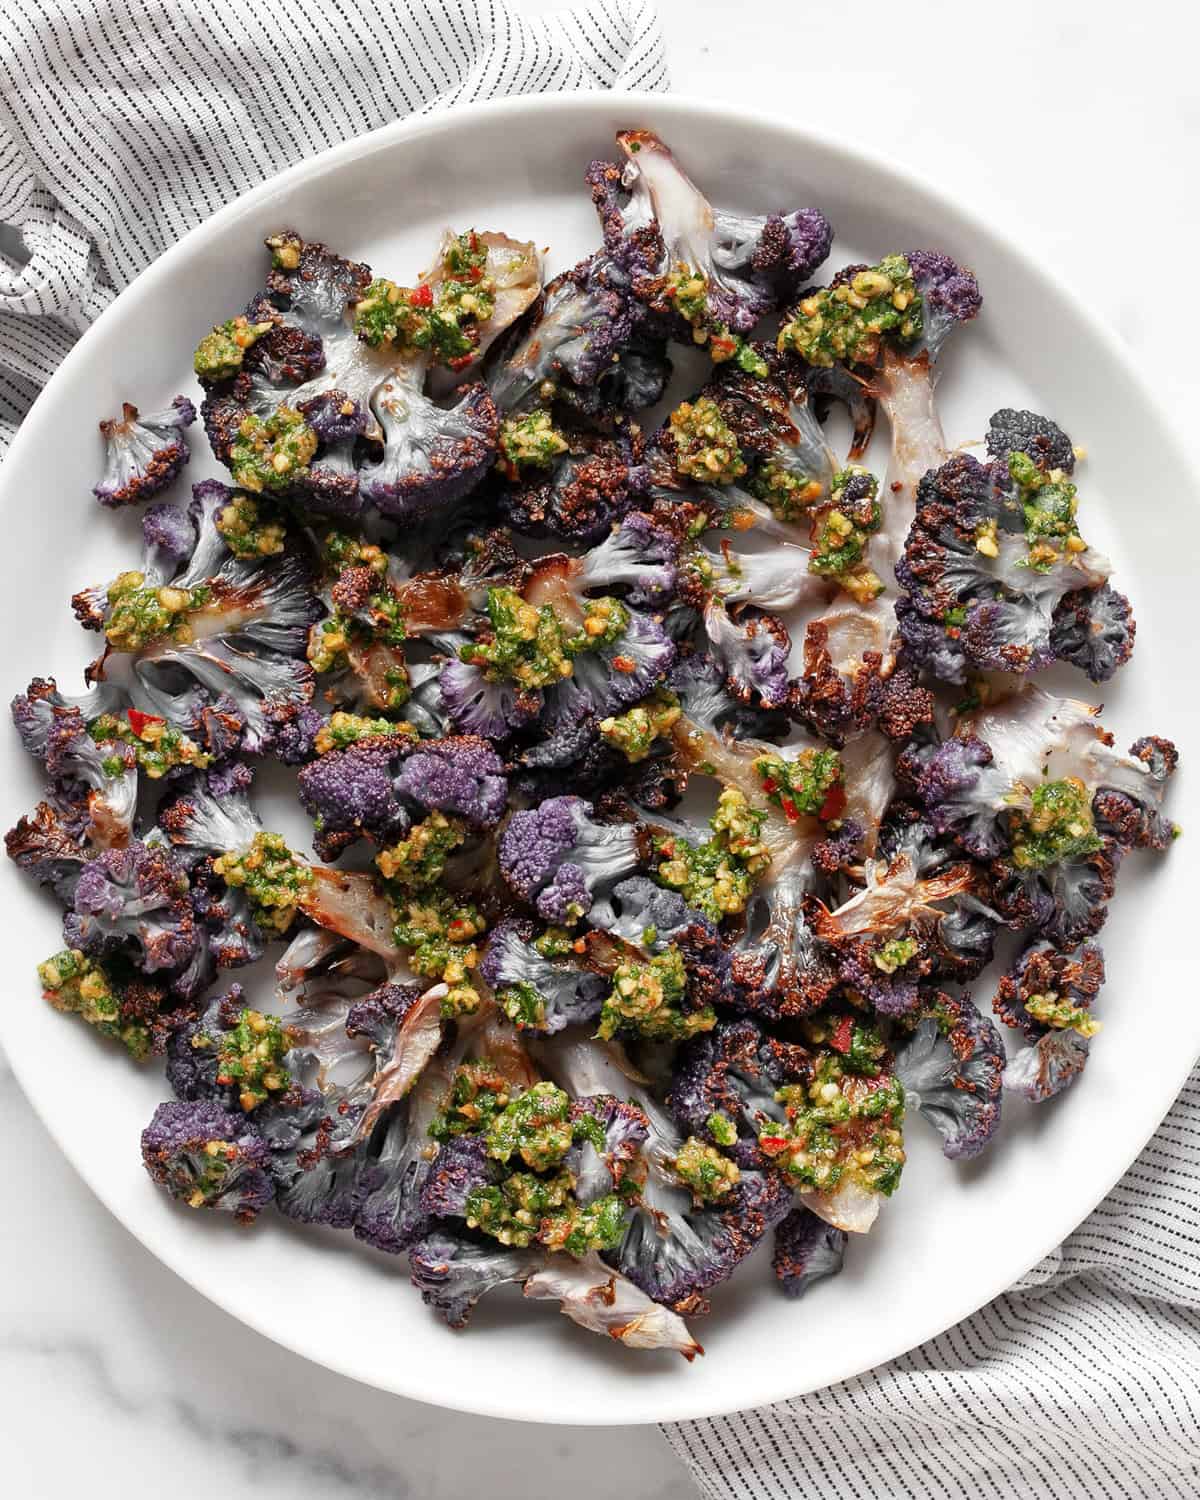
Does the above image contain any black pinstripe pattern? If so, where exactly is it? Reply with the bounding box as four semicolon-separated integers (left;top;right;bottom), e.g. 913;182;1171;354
0;0;668;449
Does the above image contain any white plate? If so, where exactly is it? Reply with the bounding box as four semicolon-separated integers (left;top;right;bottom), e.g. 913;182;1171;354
1;93;1196;1425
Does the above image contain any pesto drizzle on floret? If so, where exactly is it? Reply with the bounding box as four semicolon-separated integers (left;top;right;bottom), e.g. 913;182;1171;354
353;232;496;369
212;831;312;934
103;571;213;652
753;747;846;823
807;466;884;603
89;709;210;779
662;263;769;374
672;1136;740;1203
668;397;746;484
194;1008;293;1112
1007;450;1088;572
1007;777;1103;869
459;586;631;691
230;406;318;493
653;788;771;922
37;949;152;1059
383;854;487;1018
428;1059;512;1141
214;493;287;558
599;689;681;763
597;946;716;1042
760;1024;906;1197
497;409;569;479
193;314;273;382
777;255;921;368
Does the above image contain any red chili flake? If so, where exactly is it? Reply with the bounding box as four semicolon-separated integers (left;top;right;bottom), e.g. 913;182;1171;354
410;283;434;309
819;783;847;822
126;708;163;737
829;1014;855;1054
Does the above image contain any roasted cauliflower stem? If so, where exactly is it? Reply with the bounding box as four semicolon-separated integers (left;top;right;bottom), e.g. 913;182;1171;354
6;129;1179;1363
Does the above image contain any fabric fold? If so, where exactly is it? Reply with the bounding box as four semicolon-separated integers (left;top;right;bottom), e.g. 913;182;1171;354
0;0;667;449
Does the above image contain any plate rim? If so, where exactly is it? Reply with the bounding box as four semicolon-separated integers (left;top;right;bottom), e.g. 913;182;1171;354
2;89;1198;1425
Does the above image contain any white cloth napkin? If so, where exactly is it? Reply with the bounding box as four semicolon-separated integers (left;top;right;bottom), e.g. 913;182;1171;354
3;6;1198;1496
0;0;667;449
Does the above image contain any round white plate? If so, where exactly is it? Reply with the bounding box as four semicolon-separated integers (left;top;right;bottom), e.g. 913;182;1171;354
1;93;1196;1425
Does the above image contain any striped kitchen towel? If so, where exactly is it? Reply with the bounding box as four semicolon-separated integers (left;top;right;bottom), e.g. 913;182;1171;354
0;0;667;450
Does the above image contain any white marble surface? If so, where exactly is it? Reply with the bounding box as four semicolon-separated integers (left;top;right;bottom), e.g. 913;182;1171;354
3;2;1198;1494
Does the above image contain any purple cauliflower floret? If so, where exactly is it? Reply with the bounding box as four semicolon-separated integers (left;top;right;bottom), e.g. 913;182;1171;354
263;233;371;324
296;734;410;859
288;389;369;518
773;1206;847;1299
11;678;93;758
297;732;504;860
500;428;650;546
353;1104;438;1254
142;500;198;575
418;1136;494;1220
916;735;1011;859
408;1228;539;1328
986;408;1076;474
43;706;138;849
601;131;832;337
991;840;1123;949
993;938;1104;1043
893;990;1004;1160
93;397;195;508
569;606;676;714
569;510;679;608
904;251;982;358
297;388;367;444
609;1162;793;1312
669;1018;802;1168
569;1095;651;1205
1003;1031;1091;1103
5;798;93;901
667;652;789;741
265;1095;364;1228
65;840;199;978
141;1098;274;1222
534;863;593;926
897;449;1119;685
701;601;791;710
359;366;499;520
1049;584;1136;684
489;253;637;412
393;737;507;828
479;918;606;1033
268;703;326;765
604;877;710;952
498;795;642;924
437;655;542;740
164;984;249;1103
156;766;263;869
